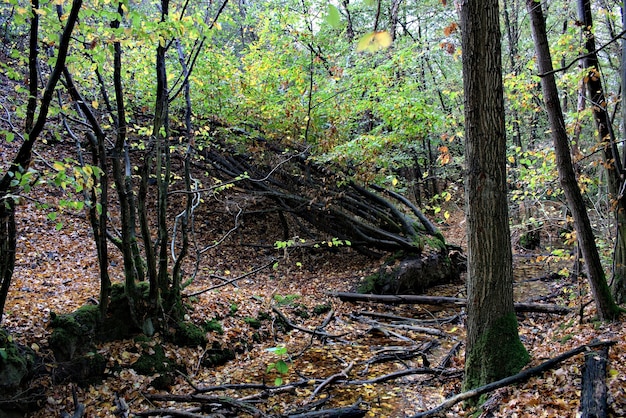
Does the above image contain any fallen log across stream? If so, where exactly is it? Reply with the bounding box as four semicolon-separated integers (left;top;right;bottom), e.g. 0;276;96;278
329;291;572;314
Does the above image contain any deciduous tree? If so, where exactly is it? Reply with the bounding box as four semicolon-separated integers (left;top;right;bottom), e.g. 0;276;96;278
460;0;529;391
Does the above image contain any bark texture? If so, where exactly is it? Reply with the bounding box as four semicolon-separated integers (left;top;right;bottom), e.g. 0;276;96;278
460;0;529;391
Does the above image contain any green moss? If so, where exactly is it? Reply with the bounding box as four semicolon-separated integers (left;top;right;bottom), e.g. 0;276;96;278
244;317;262;329
49;305;101;361
463;312;530;394
0;329;35;392
357;273;379;293
313;304;331;315
132;344;172;375
171;321;206;347
202;319;224;334
257;311;272;321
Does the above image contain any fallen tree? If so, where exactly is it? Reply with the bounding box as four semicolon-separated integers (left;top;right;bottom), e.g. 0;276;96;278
329;291;572;314
194;129;464;292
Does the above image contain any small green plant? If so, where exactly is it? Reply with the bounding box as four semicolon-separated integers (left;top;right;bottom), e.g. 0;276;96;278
265;345;289;386
229;303;238;315
274;294;300;306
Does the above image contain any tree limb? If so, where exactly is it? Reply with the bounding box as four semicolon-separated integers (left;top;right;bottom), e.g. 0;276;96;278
410;340;617;418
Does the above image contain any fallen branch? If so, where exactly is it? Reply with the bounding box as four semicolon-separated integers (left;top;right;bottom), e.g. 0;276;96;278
330;292;571;314
346;367;462;385
142;394;266;417
286;401;367;418
356;310;461;325
308;361;354;401
351;314;451;338
272;306;346;338
410;340;617;418
184;258;276;297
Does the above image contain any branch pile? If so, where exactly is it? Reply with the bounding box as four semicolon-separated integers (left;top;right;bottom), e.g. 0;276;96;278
196;129;450;256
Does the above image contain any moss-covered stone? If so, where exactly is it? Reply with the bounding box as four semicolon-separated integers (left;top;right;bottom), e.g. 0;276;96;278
201;342;236;368
313;304;331;315
49;305;100;362
0;328;35;393
244;317;262;329
132;343;173;375
170;321;206;347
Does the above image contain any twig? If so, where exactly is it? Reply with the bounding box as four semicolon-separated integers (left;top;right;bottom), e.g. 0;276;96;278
272;306;346;338
410;340;617;418
308;362;354;401
184;258;276;297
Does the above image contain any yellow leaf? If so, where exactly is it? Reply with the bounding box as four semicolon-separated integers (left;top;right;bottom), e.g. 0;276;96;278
444;211;450;220
53;162;65;171
357;31;392;52
392;177;398;186
214;22;222;30
508;156;515;163
92;100;99;109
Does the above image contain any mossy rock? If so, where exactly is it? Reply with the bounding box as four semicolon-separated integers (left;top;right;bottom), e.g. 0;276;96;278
244;317;262;329
132;343;174;375
169;321;206;347
201;342;236;368
313;304;331;315
49;305;100;362
0;328;36;393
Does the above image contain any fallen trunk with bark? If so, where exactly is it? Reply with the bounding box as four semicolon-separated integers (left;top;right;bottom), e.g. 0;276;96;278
329;291;572;314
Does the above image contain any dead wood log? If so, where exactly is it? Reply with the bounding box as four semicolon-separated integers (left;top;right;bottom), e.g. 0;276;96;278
142;394;266;416
285;401;367;418
410;340;617;418
350;314;451;338
330;291;572;314
580;345;609;418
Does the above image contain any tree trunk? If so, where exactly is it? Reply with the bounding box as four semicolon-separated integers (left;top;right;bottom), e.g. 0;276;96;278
460;0;529;392
0;0;83;323
577;0;626;305
527;0;620;320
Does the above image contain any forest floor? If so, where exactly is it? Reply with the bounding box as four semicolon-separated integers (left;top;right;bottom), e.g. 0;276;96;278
1;56;625;416
3;149;626;418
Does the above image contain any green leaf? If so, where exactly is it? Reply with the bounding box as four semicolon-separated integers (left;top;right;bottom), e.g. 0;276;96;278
266;346;288;356
325;5;342;29
275;359;289;375
274;377;283;386
6;132;14;143
0;348;7;360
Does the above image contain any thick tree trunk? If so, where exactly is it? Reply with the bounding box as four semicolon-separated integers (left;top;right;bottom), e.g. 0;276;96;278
527;0;620;320
460;0;529;391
